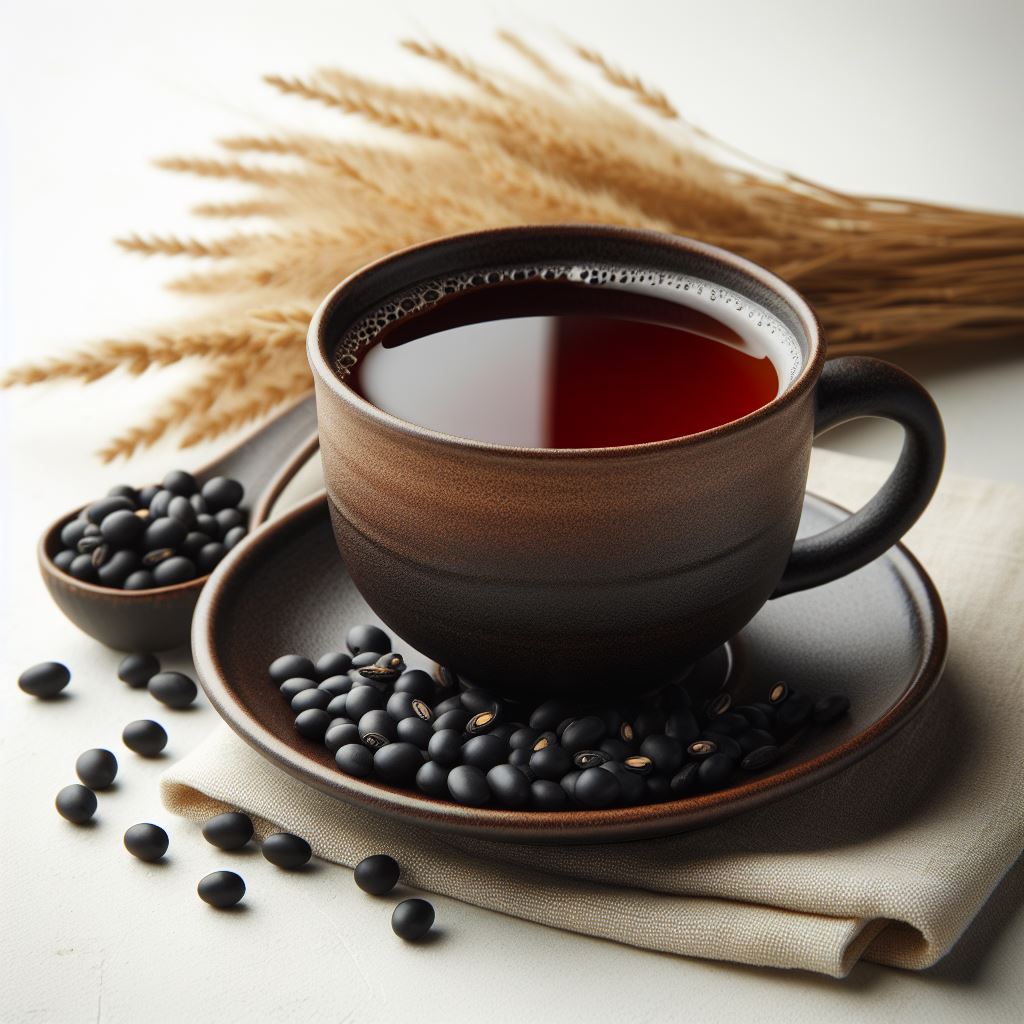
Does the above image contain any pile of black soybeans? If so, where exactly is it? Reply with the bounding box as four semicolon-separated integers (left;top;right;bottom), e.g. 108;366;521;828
272;625;851;811
52;469;247;589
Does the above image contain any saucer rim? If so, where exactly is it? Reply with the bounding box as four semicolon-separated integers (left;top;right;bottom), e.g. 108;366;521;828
192;490;948;844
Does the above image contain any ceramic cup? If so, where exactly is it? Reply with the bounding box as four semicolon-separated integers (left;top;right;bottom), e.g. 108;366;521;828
307;226;944;698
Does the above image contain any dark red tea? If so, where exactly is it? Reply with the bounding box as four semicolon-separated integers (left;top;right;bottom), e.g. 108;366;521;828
347;274;786;448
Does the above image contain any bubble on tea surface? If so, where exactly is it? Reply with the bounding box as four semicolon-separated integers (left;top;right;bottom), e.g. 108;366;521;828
333;262;803;389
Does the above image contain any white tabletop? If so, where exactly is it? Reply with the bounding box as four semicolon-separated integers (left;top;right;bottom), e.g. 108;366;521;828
2;2;1023;1021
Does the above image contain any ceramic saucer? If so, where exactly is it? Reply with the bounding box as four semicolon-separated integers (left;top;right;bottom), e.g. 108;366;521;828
192;492;946;844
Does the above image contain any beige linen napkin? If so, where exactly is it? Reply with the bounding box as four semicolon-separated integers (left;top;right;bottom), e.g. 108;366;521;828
161;449;1024;977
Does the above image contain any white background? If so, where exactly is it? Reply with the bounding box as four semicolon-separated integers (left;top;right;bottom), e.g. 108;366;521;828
1;1;1023;1021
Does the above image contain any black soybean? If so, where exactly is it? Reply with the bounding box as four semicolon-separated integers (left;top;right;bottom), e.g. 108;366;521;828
358;709;397;745
599;737;631;761
741;745;781;772
202;812;254;850
633;708;665;741
774;693;813;732
393;669;434;700
291;688;332;713
163;469;198;496
152;556;197;586
198;870;245;908
702;732;743;761
664;711;701;744
427;729;463;767
416;760;451;798
123;570;155;590
68;553;98;581
98;550;140;587
355;853;400;894
280;677;318;701
646;775;671;801
465;709;500;735
180;530;210;558
736;704;774;731
433;695;464;716
396;717;433;748
148;490;174;518
738;728;776;755
142;517;187;552
336;743;373;777
508;747;531;768
561;715;606;752
295;708;333;740
122;719;168;757
560;770;583;802
107;483;139;503
75;748;118;790
346;624;391;656
269;654;316;683
326;694;350;718
669;762;700;795
315;651;353;679
215;507;245;533
687;739;718;759
386;691;418;721
509;727;540;751
100;509;145;547
346;685;387;721
486;763;531;807
461;734;507;771
124;823;169;862
223;526;247;550
85;496;134;524
18;661;70;698
374;743;423;785
529;745;573;781
56;784;97;823
196;540;227;573
698;753;735;790
460;688;498;715
350;653;381;672
447;764;490;806
433;708;469;733
529;700;568;732
262;832;312;869
708;712;749;737
201;476;244;512
148;671;197;709
60;519;89;548
639;735;683;775
318;675;352;697
576;766;622;808
54;550;75;570
392;899;435;941
530;779;567;810
600;763;645;804
325;722;360;754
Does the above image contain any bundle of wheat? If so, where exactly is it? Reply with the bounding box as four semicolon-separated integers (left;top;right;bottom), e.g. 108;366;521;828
4;34;1022;459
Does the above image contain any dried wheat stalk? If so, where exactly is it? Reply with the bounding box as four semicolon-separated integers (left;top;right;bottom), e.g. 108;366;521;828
3;32;1022;459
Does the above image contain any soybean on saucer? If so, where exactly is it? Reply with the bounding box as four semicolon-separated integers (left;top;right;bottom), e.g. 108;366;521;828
192;492;946;844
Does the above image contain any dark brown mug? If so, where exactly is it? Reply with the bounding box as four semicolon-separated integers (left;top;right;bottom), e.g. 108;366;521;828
307;226;944;698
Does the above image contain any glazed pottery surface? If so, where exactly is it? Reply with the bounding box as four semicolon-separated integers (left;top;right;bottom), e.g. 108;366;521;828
308;227;944;698
191;491;946;844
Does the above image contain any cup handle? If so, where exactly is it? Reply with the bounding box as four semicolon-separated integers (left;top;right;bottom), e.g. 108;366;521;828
772;356;945;598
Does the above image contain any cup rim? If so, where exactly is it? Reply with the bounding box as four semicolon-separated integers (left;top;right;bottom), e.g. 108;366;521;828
307;225;825;458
